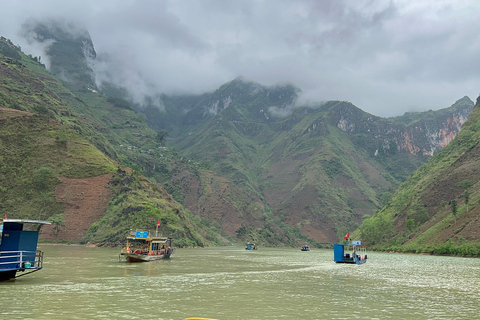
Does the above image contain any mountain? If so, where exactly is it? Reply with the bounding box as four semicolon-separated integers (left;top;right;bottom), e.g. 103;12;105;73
20;20;97;91
355;95;480;255
144;78;473;244
1;21;476;248
0;36;222;247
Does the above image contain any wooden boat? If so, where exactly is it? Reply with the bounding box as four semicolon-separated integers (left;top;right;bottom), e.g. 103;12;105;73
301;244;310;251
333;241;367;264
245;242;257;250
0;218;51;281
119;229;173;262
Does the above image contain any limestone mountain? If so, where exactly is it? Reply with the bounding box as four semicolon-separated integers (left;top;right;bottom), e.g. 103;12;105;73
356;95;480;255
155;81;472;244
1;21;476;247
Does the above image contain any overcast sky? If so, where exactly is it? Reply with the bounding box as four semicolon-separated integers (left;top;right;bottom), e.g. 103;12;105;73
1;0;479;117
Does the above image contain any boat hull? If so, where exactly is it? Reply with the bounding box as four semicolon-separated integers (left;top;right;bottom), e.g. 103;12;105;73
121;252;172;262
0;270;17;281
334;257;367;264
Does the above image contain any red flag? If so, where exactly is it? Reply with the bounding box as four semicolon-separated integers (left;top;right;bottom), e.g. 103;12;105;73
4;214;6;219
344;232;349;240
157;220;160;227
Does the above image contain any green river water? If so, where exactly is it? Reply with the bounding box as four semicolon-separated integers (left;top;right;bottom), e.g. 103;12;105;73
1;245;479;319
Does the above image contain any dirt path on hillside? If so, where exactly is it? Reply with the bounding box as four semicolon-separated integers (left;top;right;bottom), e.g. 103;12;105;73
40;174;113;242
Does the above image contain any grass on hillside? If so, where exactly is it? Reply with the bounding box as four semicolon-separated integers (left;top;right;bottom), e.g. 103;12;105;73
356;103;480;256
0;112;117;222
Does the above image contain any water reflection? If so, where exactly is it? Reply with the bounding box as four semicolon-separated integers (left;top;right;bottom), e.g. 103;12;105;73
1;245;479;319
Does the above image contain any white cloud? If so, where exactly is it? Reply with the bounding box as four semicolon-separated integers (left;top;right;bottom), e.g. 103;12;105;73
1;0;479;117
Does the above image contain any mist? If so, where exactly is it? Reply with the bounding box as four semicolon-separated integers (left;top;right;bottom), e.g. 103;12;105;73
1;0;479;117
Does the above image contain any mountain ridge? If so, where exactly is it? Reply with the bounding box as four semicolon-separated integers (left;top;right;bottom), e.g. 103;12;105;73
1;23;478;250
356;96;480;255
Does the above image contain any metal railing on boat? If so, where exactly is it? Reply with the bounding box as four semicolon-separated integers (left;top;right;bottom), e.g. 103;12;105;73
0;250;44;277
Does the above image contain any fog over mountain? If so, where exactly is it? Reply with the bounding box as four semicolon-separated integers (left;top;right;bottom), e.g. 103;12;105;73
1;0;479;117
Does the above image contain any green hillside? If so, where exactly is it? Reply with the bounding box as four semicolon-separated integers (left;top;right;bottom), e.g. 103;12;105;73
356;96;480;256
0;108;116;219
2;21;477;250
160;82;472;246
0;38;223;247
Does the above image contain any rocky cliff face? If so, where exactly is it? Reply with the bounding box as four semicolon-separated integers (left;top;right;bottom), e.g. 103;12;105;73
329;97;473;158
182;77;300;126
357;98;480;251
21;20;97;90
164;87;474;244
7;21;475;246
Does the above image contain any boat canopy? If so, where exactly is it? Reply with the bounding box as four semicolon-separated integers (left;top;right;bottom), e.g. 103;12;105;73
1;219;51;280
2;219;52;225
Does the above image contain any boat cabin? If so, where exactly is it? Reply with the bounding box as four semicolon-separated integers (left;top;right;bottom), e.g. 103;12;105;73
0;219;51;280
245;242;257;250
124;230;172;254
119;229;174;262
334;241;367;264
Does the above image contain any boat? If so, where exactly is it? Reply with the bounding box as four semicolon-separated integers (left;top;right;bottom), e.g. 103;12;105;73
333;240;367;264
119;229;173;262
301;244;310;251
245;242;257;250
0;218;52;281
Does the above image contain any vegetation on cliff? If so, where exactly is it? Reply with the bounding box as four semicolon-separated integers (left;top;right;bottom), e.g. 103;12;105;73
0;39;221;247
1;26;479;252
356;97;480;256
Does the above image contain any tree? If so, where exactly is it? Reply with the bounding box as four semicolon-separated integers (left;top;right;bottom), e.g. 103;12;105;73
34;167;57;190
380;192;393;207
156;129;169;145
451;199;458;225
406;219;415;233
458;180;473;212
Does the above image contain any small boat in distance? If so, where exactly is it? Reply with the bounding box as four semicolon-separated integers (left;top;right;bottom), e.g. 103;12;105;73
333;240;367;264
119;228;173;262
301;244;310;251
0;218;52;281
245;242;257;250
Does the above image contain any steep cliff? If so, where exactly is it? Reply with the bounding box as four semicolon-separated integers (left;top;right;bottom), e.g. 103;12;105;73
356;96;480;255
159;79;473;244
2;23;476;247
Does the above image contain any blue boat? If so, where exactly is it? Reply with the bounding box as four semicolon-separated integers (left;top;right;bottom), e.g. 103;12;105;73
245;242;257;250
0;219;51;281
334;241;367;264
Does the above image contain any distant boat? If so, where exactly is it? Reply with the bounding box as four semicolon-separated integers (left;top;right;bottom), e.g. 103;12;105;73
119;229;173;262
301;244;310;251
245;242;257;250
333;241;367;264
0;218;52;281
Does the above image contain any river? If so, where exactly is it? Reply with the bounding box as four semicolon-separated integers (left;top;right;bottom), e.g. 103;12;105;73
1;245;479;319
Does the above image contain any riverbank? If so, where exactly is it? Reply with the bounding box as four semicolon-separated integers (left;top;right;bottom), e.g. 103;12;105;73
371;239;480;257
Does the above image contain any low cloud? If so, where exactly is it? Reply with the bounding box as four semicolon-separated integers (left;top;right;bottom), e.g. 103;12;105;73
1;0;479;117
